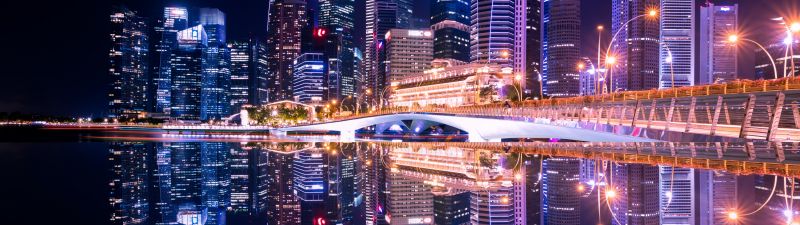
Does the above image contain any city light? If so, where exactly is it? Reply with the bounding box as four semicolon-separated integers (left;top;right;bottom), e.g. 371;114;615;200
728;34;738;43
597;25;603;30
727;212;738;220
791;22;800;33
606;56;616;65
605;189;616;198
577;184;585;192
648;10;657;17
577;63;585;70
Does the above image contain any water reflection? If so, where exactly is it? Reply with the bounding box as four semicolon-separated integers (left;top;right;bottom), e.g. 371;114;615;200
108;142;800;225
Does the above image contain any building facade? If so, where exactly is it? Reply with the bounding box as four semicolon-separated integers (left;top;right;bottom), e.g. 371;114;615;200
659;0;696;88
431;0;471;62
385;29;434;85
365;0;398;103
699;3;738;84
170;25;207;121
390;63;508;107
293;53;326;104
108;7;149;118
541;0;581;97
152;7;188;115
266;0;308;102
525;0;542;99
611;0;660;91
199;8;231;120
228;38;268;113
470;0;515;66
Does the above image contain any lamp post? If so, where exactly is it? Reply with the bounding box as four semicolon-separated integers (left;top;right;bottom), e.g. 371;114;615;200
729;35;779;80
602;10;658;93
596;25;603;96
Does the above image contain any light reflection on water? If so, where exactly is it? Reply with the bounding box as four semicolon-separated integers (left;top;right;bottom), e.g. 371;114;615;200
98;141;800;225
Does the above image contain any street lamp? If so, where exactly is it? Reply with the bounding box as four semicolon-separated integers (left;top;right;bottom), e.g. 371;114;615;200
606;56;616;93
602;9;659;93
729;34;779;79
596;25;604;96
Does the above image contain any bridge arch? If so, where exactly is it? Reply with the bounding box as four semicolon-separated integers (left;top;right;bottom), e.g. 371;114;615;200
276;113;658;142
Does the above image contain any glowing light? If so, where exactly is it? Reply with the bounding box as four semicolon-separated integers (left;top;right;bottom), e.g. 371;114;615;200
791;22;800;33
648;10;657;17
597;25;604;30
784;35;794;46
665;54;673;63
728;35;738;43
665;191;673;199
784;209;793;219
577;63;585;70
500;196;510;204
515;74;522;81
605;190;617;198
577;184;585;192
606;56;617;65
727;212;738;220
501;51;509;58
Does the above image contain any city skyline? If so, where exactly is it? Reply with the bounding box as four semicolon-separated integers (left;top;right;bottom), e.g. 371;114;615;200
1;0;797;117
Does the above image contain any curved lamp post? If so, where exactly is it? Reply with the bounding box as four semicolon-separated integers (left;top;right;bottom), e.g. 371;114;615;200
601;10;658;93
729;35;779;80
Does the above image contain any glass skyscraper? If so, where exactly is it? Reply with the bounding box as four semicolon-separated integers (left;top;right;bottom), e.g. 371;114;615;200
293;53;326;103
431;0;470;62
365;0;398;103
611;0;660;91
199;8;231;120
266;0;307;102
170;25;207;121
541;0;581;97
699;3;738;84
228;38;269;112
108;7;149;118
320;0;357;100
152;7;188;115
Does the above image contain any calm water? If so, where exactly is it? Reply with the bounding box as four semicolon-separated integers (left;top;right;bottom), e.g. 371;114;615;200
1;131;797;225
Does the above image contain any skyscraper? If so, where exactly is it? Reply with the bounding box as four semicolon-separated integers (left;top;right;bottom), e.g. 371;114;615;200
293;150;328;225
199;8;231;120
267;151;301;225
320;0;357;100
470;0;515;66
365;0;397;102
659;167;697;225
266;0;308;102
152;7;188;115
228;38;268;112
541;158;582;224
699;3;738;84
387;172;434;225
541;0;581;97
578;57;597;96
395;0;415;29
611;0;660;91
611;164;660;225
108;7;149;118
385;29;434;84
659;0;695;88
525;0;542;99
170;25;207;121
108;142;151;224
431;0;471;62
293;53;326;103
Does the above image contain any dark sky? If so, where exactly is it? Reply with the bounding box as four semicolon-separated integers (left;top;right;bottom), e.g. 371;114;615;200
0;0;795;117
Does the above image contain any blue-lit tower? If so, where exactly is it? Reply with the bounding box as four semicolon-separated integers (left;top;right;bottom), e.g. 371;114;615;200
170;25;207;121
430;0;470;62
199;8;231;120
320;0;357;100
108;7;149;118
293;53;326;103
152;7;188;115
541;0;581;97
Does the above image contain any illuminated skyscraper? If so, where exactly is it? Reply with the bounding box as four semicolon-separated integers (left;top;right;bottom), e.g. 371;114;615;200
108;7;149;118
266;0;308;102
541;158;582;224
541;0;581;97
108;142;151;225
611;0;660;91
431;0;470;62
293;53;326;103
152;7;188;115
365;0;398;102
659;0;695;88
294;150;327;225
320;0;357;100
228;38;268;112
525;0;542;99
470;0;515;66
199;8;231;120
385;29;434;84
201;142;231;225
659;167;697;225
611;164;660;225
699;3;738;84
170;25;207;121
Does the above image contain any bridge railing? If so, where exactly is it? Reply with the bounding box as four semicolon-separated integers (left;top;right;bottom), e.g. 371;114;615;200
313;77;800;141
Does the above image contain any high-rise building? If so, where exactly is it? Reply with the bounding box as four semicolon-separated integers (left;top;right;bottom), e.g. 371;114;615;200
293;150;327;225
433;191;470;225
228;38;268;112
699;3;738;84
385;29;434;84
108;7;149;119
365;0;398;102
395;0;415;29
697;171;738;225
541;0;581;97
659;167;697;225
320;0;357;100
525;0;542;99
108;142;151;224
199;8;231;120
659;0;696;88
431;0;471;62
611;164;660;225
327;146;357;225
152;7;188;115
541;158;582;224
513;0;527;92
267;151;301;225
470;0;515;66
293;53;326;103
266;0;308;102
170;25;207;121
611;0;660;91
387;172;434;225
200;142;231;225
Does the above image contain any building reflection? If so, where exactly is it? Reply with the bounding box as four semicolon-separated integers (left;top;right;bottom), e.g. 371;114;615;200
109;142;776;225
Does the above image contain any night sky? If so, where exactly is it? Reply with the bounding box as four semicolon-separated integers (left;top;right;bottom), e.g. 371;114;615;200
0;0;796;116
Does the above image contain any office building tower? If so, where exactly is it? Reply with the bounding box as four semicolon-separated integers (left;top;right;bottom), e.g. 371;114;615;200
363;147;389;225
365;0;398;102
525;155;544;225
320;0;357;100
170;25;207;121
200;142;231;225
293;53;326;103
541;0;581;97
267;151;301;225
266;0;308;102
395;0;415;29
611;164;660;225
542;158;582;224
431;0;471;62
108;142;151;225
470;0;515;66
228;38;268;112
198;8;230;120
294;150;328;225
433;191;470;225
659;0;695;88
353;47;364;95
526;0;542;99
385;29;434;84
513;0;527;92
699;3;737;84
387;172;434;225
659;167;697;225
169;143;205;224
152;7;188;114
229;145;252;214
611;0;660;91
697;171;738;225
108;7;149;118
327;146;357;225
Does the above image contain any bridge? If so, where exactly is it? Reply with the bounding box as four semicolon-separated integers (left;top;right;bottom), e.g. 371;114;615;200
277;78;800;142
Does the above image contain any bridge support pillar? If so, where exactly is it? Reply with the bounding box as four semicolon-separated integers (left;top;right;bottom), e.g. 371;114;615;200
339;130;356;142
